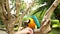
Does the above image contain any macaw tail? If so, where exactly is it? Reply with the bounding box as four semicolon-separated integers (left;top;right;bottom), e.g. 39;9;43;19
31;15;40;28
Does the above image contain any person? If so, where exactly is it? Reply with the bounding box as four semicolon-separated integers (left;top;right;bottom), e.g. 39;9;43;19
15;27;33;34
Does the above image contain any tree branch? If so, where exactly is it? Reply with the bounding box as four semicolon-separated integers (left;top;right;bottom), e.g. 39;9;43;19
5;0;11;20
1;0;8;20
18;0;35;31
0;0;6;21
34;0;60;34
41;0;60;26
15;0;20;17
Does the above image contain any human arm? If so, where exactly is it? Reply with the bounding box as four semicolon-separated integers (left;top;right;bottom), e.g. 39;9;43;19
15;27;33;34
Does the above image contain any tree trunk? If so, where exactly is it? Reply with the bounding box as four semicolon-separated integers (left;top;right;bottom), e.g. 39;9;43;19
4;20;15;34
6;23;14;34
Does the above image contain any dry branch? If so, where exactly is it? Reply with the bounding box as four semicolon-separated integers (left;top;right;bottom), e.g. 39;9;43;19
1;0;8;20
18;0;35;31
39;0;60;34
5;0;11;20
0;0;6;21
34;0;60;34
41;0;60;26
16;0;20;17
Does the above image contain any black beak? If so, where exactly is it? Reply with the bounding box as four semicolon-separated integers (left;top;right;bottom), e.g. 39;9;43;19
22;19;30;28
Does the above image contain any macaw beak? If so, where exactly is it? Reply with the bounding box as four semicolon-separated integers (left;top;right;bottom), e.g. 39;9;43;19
22;19;30;28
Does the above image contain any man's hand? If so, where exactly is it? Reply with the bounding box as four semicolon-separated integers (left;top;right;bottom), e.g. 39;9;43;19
15;27;33;34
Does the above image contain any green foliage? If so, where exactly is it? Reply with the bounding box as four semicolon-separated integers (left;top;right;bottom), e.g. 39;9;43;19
49;29;60;34
35;8;47;23
20;2;26;11
51;19;60;28
30;6;47;23
51;19;59;24
0;19;4;28
54;4;60;21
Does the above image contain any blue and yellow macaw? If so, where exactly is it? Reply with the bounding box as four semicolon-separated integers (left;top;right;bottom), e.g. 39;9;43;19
23;15;40;29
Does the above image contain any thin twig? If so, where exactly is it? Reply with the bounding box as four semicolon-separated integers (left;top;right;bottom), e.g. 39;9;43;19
18;0;35;31
16;0;20;17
